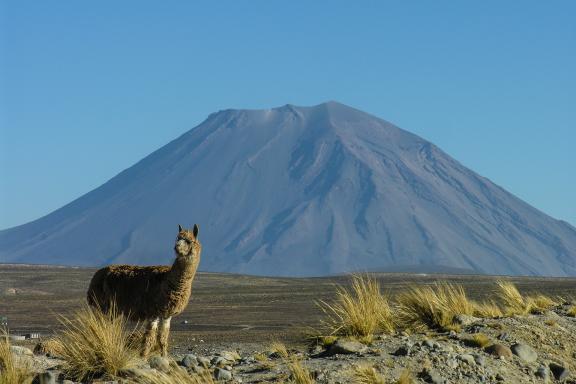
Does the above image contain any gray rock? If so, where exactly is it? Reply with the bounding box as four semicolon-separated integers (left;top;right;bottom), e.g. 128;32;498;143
327;339;368;355
197;356;211;368
458;354;476;365
181;353;198;368
473;354;486;367
549;362;569;381
218;350;241;362
423;339;435;348
10;345;33;356
149;356;171;373
214;367;233;381
36;371;57;384
535;366;550;382
422;369;445;384
454;314;480;326
211;356;227;367
511;343;538;363
393;344;412;356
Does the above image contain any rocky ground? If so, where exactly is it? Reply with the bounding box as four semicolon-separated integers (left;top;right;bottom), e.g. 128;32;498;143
9;300;576;383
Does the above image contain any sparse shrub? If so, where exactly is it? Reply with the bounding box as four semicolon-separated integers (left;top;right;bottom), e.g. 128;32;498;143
396;368;414;384
52;302;140;381
318;274;395;341
287;356;315;384
270;341;289;358
463;333;491;348
528;295;557;314
396;282;474;331
544;319;557;327
0;329;34;384
353;364;386;384
496;281;557;315
496;281;530;315
472;300;503;318
127;362;215;384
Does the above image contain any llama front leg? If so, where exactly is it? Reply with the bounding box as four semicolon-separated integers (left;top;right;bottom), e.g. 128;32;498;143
141;318;159;358
157;317;172;356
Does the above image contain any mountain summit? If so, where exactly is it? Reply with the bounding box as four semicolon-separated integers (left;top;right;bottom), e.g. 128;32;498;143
1;102;575;276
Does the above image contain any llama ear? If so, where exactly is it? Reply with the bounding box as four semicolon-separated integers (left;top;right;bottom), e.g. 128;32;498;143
193;224;199;238
178;224;183;232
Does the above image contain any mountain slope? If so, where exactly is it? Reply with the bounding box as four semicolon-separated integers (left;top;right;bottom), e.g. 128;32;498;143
1;102;576;276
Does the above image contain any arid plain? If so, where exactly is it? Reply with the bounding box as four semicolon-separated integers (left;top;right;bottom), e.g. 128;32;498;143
1;264;575;347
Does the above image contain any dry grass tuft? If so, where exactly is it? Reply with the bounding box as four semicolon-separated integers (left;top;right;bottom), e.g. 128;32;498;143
396;282;474;331
270;341;290;359
0;329;34;384
395;368;414;384
567;306;576;317
463;333;491;348
52;302;140;381
472;300;503;318
127;363;215;384
527;295;557;314
353;364;386;384
287;357;315;384
496;281;530;315
318;274;395;340
496;281;557;315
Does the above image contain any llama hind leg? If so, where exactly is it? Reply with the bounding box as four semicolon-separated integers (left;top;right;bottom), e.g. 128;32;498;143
157;317;172;356
141;318;159;358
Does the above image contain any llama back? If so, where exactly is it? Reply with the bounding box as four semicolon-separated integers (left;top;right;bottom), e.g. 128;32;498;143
87;264;171;321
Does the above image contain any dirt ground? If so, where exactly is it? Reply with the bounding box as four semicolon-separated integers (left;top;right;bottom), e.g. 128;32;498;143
1;264;575;349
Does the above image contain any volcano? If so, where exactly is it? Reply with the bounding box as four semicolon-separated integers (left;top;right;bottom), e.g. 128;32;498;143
1;102;575;276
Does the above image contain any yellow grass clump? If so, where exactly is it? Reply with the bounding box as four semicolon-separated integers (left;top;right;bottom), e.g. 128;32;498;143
126;363;215;384
567;306;576;317
472;300;503;318
287;357;316;384
463;333;491;348
318;274;395;341
270;341;290;359
353;364;386;384
395;369;414;384
528;294;557;314
0;330;34;384
396;282;474;331
496;281;530;315
51;302;140;381
496;281;557;315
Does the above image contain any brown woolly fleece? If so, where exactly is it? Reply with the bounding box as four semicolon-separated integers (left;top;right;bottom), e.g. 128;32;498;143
87;224;202;322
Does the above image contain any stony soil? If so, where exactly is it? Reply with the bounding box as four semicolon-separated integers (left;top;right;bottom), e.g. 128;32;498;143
10;301;576;383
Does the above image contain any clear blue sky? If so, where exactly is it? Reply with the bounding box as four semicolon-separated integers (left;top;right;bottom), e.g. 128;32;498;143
1;1;575;230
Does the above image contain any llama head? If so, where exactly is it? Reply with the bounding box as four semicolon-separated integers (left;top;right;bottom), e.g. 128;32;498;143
174;224;202;260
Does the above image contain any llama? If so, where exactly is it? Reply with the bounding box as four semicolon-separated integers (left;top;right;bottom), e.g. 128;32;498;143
87;224;201;357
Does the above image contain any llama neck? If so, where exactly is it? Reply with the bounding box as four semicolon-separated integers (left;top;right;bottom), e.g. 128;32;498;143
165;255;200;293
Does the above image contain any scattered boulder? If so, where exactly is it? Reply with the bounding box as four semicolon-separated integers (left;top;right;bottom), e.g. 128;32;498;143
453;314;480;326
535;366;550;382
549;362;570;381
149;356;171;373
10;345;33;356
457;354;476;365
327;339;368;355
181;353;198;368
214;367;233;381
484;344;513;358
421;368;446;384
511;343;537;363
35;371;57;384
